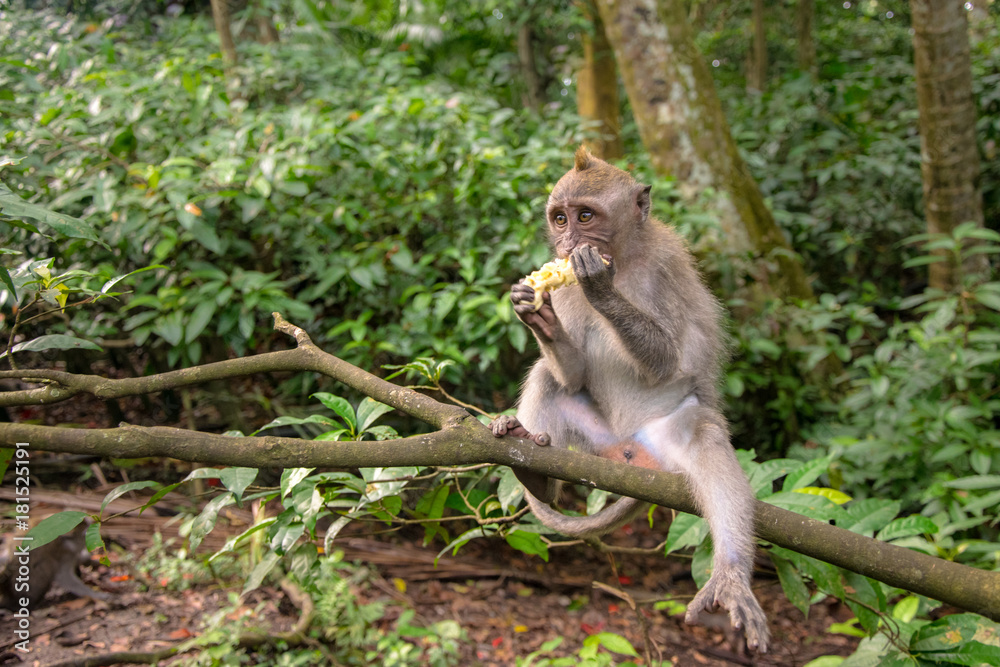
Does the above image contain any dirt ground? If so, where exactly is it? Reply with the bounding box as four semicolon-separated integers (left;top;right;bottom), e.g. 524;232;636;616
0;501;860;667
1;390;861;666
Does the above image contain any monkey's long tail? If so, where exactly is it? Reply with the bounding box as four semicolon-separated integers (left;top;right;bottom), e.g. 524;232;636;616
525;493;649;539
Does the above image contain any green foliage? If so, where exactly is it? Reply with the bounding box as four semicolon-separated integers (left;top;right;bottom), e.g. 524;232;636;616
804;231;1000;565
0;7;581;386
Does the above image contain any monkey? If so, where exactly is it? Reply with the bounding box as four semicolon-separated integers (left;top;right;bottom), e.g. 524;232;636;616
0;522;111;611
491;147;769;651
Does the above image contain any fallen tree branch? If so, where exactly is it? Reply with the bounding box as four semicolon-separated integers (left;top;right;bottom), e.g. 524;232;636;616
2;314;998;621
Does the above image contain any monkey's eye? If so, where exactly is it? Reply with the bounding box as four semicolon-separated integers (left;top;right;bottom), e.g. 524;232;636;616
554;213;567;226
579;210;594;223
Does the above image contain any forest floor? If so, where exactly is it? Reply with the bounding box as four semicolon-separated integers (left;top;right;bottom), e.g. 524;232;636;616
0;489;860;667
1;388;862;666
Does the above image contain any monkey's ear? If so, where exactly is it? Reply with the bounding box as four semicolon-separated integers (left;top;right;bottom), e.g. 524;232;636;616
574;145;593;171
635;184;652;221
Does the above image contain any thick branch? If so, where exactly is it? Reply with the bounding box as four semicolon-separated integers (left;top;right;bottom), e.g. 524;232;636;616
1;421;997;620
3;314;997;620
0;313;466;429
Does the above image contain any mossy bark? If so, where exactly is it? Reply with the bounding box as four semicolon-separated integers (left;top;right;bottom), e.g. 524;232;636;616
577;3;624;160
595;0;813;300
910;0;988;289
747;0;767;92
518;25;544;112
797;0;815;76
210;0;238;65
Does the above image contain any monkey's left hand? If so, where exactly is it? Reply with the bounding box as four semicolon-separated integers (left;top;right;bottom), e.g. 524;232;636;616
570;244;616;304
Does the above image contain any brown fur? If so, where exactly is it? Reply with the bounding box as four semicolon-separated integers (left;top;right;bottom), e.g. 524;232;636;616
491;148;769;651
0;522;110;611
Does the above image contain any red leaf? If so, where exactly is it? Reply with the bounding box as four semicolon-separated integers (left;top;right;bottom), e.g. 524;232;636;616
491;636;503;648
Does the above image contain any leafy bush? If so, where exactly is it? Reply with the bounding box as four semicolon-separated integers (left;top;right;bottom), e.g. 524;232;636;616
0;8;580;398
805;228;1000;560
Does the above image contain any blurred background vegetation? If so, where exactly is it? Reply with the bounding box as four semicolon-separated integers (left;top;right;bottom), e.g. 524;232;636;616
1;0;999;663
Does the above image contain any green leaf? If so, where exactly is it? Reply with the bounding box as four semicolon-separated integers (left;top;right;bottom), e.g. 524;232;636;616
766;491;850;522
312;392;356;431
909;614;1000;665
771;553;811;616
26;511;88;550
218;467;258;502
665;513;707;554
876;516;939;541
357;397;395;432
271;520;306;554
586;488;609;515
242;550;282;594
497;467;524;510
281;468;315;498
749;337;782;359
100;480;161;515
942;475;1000;490
783;455;834;492
1;334;103;358
185;299;217;343
100;265;166;294
972;288;1000;311
892;596;919;623
189;492;235;552
438;524;498;557
749;458;802;496
255;414;339;433
505;530;549;561
0;266;15;298
84;521;105;553
0;181;103;244
843;498;900;535
594;632;638;656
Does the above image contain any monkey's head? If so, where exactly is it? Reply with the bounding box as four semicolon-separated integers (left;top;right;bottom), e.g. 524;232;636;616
546;147;652;261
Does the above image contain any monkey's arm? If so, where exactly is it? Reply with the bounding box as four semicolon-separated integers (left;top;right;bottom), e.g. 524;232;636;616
571;246;680;382
511;285;586;391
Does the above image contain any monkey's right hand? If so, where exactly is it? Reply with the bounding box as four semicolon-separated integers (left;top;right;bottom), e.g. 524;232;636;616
511;282;563;342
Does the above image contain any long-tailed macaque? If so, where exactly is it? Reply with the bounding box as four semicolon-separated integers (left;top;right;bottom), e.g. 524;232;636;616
0;523;111;611
491;147;769;651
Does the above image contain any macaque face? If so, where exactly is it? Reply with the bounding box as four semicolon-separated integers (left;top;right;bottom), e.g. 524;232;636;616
546;198;617;259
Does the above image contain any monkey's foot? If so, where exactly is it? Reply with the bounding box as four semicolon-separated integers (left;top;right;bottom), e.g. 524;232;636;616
686;571;770;653
489;415;551;446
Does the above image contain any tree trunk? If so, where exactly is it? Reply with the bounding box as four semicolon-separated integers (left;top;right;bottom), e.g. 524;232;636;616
210;0;238;65
747;0;767;92
254;16;280;45
910;0;988;289
518;25;544;111
576;3;624;160
595;0;813;300
797;0;815;76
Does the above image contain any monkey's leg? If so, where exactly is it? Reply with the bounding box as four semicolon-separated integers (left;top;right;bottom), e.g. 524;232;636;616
635;407;770;652
516;382;650;536
53;564;112;602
